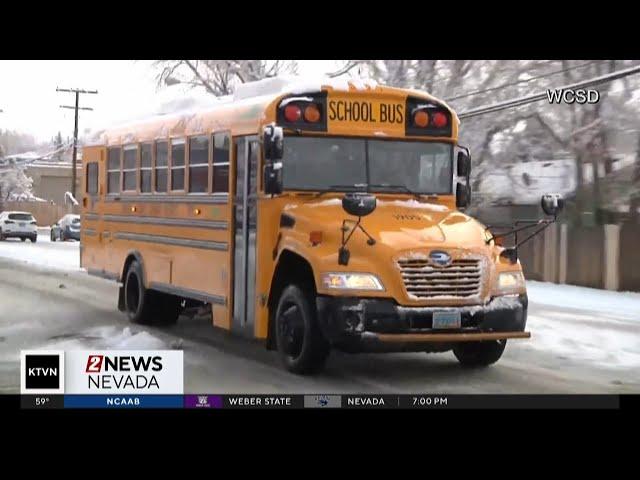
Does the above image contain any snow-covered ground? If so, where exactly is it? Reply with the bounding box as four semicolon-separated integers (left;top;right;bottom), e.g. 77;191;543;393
0;231;638;379
527;280;640;321
0;229;80;271
525;280;640;370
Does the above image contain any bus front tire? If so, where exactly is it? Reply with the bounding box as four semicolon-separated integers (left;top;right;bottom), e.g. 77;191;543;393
453;340;507;367
124;260;180;326
275;285;330;375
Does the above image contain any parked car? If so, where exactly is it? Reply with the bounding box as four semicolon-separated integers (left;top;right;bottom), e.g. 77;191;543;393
0;211;38;242
51;214;81;241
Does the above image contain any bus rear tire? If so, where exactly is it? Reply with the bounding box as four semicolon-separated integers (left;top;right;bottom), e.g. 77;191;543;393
275;285;330;375
124;260;180;326
453;340;507;367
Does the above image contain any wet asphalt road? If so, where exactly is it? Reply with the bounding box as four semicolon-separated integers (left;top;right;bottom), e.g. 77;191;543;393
1;256;638;394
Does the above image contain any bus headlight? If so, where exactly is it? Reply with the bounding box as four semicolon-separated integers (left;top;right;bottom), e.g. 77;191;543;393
321;273;384;291
495;271;525;295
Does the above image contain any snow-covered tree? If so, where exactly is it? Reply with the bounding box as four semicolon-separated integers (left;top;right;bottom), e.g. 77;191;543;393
0;163;34;201
154;60;299;96
350;59;640;217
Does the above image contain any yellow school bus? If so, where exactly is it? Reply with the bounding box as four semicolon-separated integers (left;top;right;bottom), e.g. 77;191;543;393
81;77;560;374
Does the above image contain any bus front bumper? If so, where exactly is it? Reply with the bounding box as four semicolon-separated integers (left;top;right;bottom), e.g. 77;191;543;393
316;294;529;353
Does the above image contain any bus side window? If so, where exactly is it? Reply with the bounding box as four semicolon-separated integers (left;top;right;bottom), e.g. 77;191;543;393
107;147;121;194
123;144;138;192
171;138;186;191
86;162;98;195
140;143;152;193
155;141;168;193
189;135;209;193
212;132;230;193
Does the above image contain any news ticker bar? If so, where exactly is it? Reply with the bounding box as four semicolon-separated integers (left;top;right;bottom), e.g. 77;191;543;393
21;394;620;410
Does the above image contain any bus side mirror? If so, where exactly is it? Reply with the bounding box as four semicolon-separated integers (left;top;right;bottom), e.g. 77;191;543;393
457;149;471;178
456;183;471;209
264;162;283;195
263;124;284;161
541;193;565;216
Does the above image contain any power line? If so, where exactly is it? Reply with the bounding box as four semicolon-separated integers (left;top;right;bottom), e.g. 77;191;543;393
458;64;640;120
56;87;98;199
446;61;601;102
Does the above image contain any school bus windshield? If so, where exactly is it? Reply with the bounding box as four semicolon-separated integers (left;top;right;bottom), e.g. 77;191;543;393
281;137;454;194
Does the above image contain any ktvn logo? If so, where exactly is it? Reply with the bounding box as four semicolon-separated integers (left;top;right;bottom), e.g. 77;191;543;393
21;351;65;394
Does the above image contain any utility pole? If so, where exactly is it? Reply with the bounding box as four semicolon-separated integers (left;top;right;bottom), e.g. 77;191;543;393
56;87;97;200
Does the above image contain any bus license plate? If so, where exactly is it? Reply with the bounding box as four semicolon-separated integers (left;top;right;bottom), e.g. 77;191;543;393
432;311;461;329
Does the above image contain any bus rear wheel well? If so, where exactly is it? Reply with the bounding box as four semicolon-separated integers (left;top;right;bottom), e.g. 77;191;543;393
267;250;316;350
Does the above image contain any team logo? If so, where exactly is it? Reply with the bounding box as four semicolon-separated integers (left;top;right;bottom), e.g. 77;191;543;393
304;395;341;408
21;351;65;394
184;394;222;408
429;250;452;267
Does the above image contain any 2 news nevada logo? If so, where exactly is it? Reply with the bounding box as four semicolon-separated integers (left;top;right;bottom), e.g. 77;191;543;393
65;350;184;395
20;351;65;394
84;353;163;390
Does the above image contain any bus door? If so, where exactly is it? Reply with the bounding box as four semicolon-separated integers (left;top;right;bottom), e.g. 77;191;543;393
232;136;260;337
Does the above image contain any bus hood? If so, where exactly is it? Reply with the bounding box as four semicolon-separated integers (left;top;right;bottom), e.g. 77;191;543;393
284;197;489;250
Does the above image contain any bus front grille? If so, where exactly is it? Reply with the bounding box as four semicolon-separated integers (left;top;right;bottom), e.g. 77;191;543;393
397;258;482;299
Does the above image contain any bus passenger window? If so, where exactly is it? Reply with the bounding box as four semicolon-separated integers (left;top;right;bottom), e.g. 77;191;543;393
171;138;186;191
107;147;121;194
123;145;137;192
212;133;230;193
86;163;98;195
189;135;209;193
155;141;168;193
140;143;152;193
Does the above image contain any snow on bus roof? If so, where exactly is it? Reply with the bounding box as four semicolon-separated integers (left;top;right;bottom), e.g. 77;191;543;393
85;76;442;146
233;75;380;99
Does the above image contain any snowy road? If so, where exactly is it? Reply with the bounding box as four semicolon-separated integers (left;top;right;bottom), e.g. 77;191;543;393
0;232;639;394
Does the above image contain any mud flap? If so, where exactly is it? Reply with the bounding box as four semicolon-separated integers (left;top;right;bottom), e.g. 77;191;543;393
117;285;125;311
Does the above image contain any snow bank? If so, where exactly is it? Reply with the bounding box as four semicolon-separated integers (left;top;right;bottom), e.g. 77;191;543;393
109;327;167;349
527;281;640;321
29;326;168;353
526;312;640;369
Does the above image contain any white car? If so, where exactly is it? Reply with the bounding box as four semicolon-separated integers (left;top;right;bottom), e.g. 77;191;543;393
0;211;38;242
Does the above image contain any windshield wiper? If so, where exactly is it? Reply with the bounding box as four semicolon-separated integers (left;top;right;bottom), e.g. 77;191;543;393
367;183;427;201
